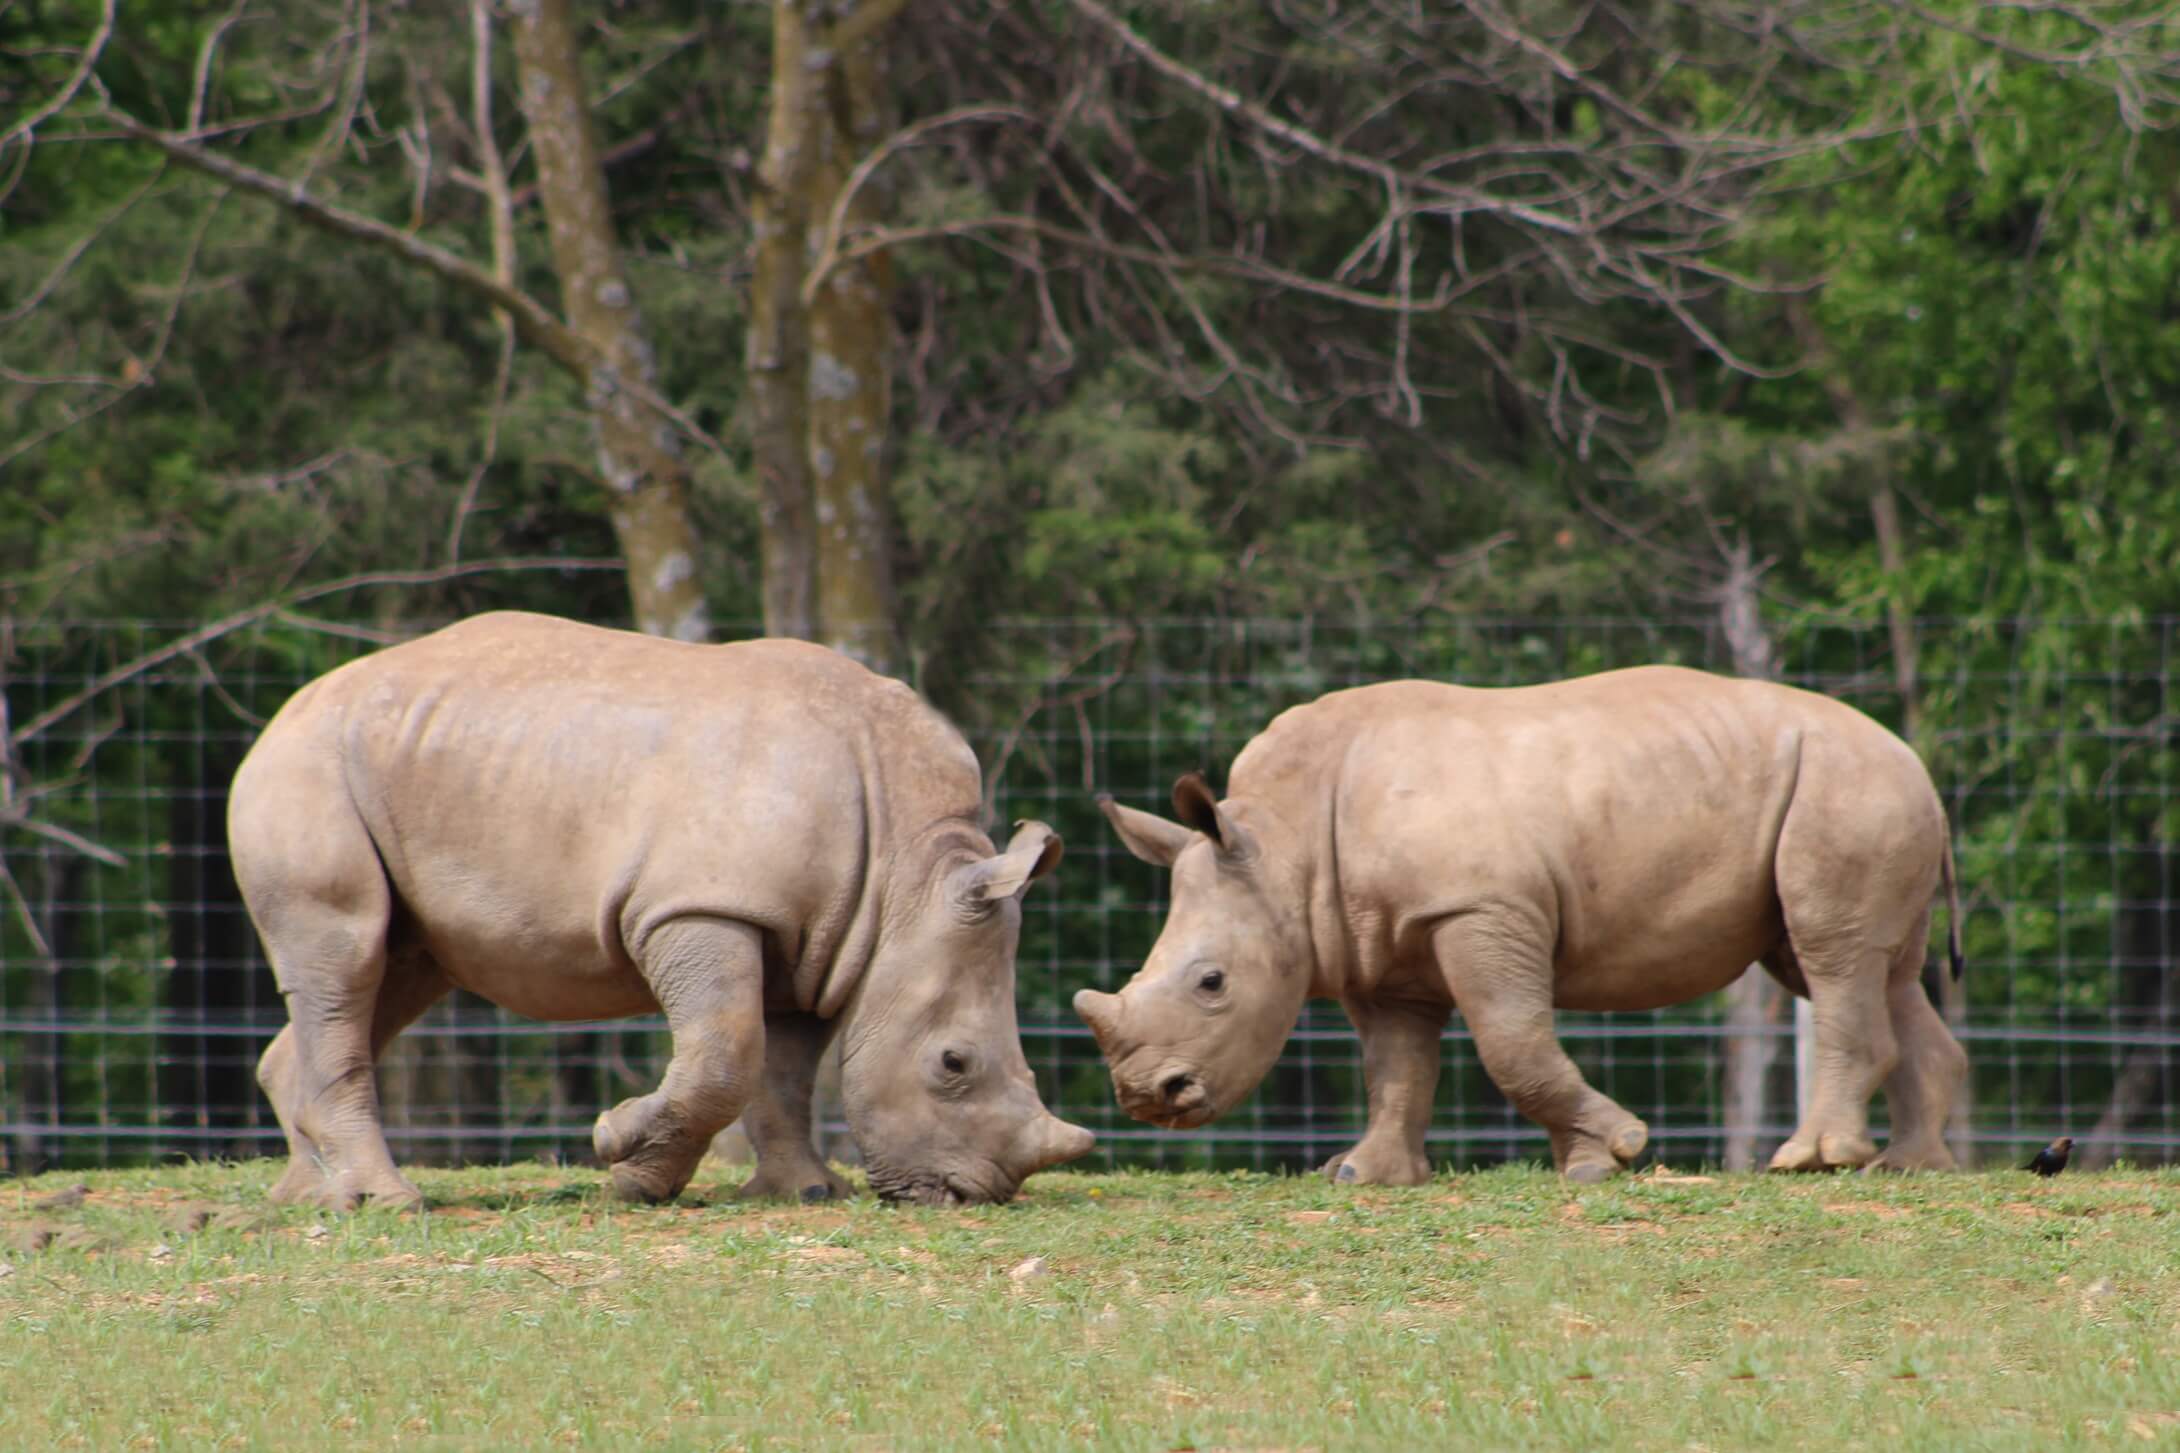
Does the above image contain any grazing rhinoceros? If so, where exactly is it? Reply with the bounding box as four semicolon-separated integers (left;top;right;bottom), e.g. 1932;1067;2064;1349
229;611;1093;1209
1077;667;1967;1183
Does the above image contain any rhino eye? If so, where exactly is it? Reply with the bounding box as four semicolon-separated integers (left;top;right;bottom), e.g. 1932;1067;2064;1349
1199;969;1225;994
940;1049;968;1076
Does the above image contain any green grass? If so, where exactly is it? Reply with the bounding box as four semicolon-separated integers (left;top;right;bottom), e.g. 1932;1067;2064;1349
3;1161;2176;1450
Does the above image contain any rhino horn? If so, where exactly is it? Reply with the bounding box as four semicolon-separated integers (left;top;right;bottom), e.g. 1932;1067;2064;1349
1014;1113;1097;1176
1074;988;1124;1054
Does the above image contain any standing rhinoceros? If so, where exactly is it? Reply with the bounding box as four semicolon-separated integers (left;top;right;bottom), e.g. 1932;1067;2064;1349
228;611;1093;1209
1077;667;1967;1182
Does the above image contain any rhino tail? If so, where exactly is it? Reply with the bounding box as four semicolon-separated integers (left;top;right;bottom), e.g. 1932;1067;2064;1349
1941;823;1964;982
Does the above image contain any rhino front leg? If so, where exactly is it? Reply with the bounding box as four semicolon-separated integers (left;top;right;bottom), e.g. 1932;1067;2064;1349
1433;917;1648;1183
1322;995;1447;1186
737;1012;854;1202
594;917;765;1203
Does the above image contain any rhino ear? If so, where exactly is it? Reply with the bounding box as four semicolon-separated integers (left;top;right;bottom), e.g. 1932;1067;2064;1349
1172;772;1255;861
1098;794;1193;867
954;820;1064;907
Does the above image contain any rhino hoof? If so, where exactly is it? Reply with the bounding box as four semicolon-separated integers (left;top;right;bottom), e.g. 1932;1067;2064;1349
1335;1163;1358;1183
800;1184;834;1203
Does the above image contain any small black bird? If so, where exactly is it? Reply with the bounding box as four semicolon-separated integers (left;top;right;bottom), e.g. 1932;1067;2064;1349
2024;1136;2074;1177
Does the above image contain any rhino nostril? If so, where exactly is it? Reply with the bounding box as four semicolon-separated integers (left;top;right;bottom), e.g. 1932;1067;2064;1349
1161;1073;1195;1104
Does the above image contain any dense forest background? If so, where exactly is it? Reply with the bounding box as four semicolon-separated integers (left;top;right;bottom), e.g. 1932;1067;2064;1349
3;0;2178;1171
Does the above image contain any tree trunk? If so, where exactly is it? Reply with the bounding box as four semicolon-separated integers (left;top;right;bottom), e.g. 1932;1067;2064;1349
510;0;711;643
746;0;821;642
745;0;904;669
2079;836;2177;1168
1716;541;1783;1170
804;30;901;673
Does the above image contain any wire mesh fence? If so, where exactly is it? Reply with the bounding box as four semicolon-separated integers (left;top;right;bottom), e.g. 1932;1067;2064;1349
3;614;2174;1176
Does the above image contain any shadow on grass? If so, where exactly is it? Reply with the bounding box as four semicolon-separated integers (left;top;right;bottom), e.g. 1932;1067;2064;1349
423;1178;602;1213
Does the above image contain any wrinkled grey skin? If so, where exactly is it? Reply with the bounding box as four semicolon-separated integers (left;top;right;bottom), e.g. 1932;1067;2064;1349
1078;667;1968;1183
229;611;1093;1210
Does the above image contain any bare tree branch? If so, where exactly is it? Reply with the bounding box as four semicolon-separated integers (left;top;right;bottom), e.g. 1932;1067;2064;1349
188;0;253;132
820;211;1469;314
4;814;128;868
0;182;224;474
1063;0;1589;237
0;0;116;163
98;104;595;374
802;104;1031;305
10;557;623;748
0;166;167;328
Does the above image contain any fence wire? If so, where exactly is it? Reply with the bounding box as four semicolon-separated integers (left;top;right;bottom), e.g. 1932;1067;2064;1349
3;615;2174;1174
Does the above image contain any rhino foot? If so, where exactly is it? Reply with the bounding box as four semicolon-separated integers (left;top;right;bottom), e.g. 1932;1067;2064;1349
265;1157;328;1206
1768;1128;1879;1173
1552;1113;1648;1183
287;1168;425;1213
594;1098;705;1204
738;1160;855;1204
1864;1137;1956;1174
1321;1144;1432;1187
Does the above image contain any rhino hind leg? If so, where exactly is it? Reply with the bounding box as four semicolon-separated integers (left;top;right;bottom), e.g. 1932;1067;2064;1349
1765;938;1899;1172
256;930;426;1210
260;946;453;1206
1432;918;1648;1183
1766;775;1933;1174
1867;937;1967;1173
257;1025;325;1204
1321;996;1446;1187
594;916;766;1203
232;774;434;1212
736;1012;854;1202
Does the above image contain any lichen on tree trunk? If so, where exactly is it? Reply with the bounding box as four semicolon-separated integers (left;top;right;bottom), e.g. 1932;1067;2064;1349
744;0;904;672
804;30;901;674
746;0;820;642
510;0;711;642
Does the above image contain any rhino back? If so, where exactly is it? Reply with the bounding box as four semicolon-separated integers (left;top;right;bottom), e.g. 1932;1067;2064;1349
1236;667;1937;1007
234;613;976;1017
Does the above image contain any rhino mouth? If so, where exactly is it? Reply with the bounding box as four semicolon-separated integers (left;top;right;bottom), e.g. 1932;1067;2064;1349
871;1169;1017;1207
1115;1066;1217;1130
